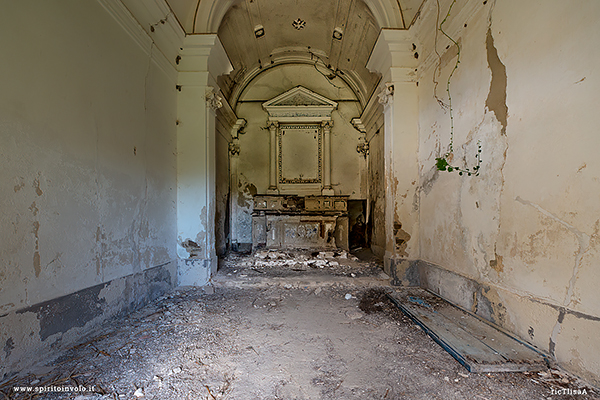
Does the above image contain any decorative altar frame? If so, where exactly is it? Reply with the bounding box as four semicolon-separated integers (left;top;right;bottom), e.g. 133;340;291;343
262;86;338;196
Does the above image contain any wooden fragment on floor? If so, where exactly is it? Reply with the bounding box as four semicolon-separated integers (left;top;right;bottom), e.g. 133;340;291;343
387;287;550;373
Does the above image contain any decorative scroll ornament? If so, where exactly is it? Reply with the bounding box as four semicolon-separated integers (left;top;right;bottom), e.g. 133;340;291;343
356;136;369;158
228;140;240;156
377;82;394;106
205;88;223;111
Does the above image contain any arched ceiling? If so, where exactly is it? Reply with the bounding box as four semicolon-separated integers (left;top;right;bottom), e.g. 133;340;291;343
165;0;426;106
166;0;426;33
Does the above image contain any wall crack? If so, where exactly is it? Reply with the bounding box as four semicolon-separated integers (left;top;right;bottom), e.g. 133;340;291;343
515;196;591;355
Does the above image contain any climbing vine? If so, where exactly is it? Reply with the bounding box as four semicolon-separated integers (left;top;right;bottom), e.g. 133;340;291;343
434;0;482;176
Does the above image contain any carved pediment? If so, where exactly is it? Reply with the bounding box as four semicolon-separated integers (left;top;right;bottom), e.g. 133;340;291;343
263;86;337;121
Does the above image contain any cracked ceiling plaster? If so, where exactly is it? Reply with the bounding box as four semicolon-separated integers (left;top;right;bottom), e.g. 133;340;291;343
165;0;426;105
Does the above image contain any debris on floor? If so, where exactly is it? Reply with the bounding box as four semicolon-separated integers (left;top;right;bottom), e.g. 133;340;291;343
230;249;363;273
1;251;597;399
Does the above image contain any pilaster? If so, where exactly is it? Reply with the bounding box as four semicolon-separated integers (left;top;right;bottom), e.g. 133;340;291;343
176;34;232;286
367;29;420;282
267;121;280;194
321;121;335;196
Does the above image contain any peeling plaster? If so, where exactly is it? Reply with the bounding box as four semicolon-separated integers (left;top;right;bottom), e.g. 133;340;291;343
33;176;44;197
18;284;106;341
485;28;508;135
3;337;14;358
394;222;411;257
13;178;25;193
489;249;503;273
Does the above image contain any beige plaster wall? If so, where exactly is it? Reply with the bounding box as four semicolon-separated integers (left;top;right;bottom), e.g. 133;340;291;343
232;64;367;246
0;0;177;375
414;0;600;385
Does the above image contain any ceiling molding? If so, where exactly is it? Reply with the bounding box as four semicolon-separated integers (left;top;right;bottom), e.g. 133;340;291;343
363;0;404;28
194;0;236;33
190;0;407;33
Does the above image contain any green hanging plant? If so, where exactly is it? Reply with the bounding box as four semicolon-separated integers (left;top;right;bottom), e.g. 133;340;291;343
435;141;482;176
433;0;483;177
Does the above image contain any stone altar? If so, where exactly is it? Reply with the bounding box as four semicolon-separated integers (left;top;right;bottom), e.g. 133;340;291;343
252;195;349;250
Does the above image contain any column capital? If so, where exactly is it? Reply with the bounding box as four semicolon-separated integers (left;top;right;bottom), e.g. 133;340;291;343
321;120;333;130
178;34;232;87
205;87;223;111
367;29;418;82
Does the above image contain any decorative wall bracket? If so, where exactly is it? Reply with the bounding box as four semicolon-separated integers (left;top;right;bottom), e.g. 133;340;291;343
377;82;395;106
351;118;369;158
231;118;247;139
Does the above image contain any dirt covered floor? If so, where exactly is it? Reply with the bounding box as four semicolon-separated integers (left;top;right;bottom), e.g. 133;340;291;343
2;250;598;399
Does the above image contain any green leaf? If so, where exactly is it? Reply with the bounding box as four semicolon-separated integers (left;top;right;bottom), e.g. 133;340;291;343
435;157;449;171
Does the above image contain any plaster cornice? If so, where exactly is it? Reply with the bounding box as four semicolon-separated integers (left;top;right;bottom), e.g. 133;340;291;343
97;0;184;82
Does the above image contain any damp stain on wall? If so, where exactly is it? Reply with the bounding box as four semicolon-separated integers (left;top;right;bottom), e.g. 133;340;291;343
476;286;509;328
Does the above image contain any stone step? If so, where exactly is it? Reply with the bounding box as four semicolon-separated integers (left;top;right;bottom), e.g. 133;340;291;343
212;273;391;289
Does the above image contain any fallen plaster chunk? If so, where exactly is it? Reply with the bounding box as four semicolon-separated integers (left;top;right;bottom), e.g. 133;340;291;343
169;367;182;375
254;250;269;259
346;310;363;320
318;251;335;259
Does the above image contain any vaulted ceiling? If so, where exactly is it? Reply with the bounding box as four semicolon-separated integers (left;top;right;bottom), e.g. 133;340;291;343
165;0;426;105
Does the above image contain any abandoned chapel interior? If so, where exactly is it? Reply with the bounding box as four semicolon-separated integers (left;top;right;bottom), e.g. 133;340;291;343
1;0;599;397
